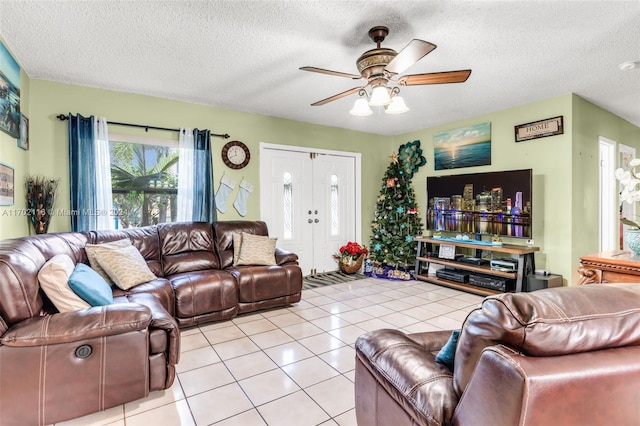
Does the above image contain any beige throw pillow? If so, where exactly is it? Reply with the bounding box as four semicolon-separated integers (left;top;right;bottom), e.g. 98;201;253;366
93;244;157;290
85;239;131;285
38;254;91;312
232;233;243;266
236;232;277;266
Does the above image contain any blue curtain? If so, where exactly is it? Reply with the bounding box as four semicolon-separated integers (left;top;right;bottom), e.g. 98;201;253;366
192;128;217;223
68;113;97;231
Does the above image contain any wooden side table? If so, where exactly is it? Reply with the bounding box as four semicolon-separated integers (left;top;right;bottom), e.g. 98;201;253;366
577;251;640;284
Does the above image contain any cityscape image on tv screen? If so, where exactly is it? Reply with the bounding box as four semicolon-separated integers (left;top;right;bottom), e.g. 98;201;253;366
426;169;532;239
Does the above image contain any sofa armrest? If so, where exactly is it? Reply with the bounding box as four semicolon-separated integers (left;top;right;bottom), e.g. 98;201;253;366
0;303;151;347
355;329;458;426
275;247;298;265
126;292;180;364
405;329;457;353
453;344;640;426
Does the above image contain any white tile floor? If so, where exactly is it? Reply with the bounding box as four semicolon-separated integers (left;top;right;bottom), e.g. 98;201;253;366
55;278;483;426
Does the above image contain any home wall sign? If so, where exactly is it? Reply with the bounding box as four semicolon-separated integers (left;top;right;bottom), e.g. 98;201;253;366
515;116;564;142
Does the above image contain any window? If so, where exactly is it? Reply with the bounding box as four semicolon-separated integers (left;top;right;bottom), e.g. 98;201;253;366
110;137;179;228
330;174;339;235
283;172;293;239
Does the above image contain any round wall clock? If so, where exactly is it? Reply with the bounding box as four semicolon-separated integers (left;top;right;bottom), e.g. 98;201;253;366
221;140;250;169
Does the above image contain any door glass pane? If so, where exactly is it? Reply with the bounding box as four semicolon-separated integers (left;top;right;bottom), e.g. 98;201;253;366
283;172;293;239
330;174;339;235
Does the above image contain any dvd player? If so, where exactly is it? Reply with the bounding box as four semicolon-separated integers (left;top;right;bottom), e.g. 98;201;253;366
469;273;515;292
490;258;518;272
458;257;489;266
436;269;469;283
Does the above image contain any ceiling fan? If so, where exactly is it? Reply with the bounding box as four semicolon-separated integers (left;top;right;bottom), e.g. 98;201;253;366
300;26;471;114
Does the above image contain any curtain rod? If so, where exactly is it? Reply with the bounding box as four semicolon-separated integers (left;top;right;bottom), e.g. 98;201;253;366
56;114;230;139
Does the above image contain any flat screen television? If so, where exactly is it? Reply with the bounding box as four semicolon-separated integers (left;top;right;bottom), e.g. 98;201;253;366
426;169;532;239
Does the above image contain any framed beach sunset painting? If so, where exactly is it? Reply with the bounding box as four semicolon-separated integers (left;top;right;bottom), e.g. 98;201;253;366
434;122;491;170
0;40;21;139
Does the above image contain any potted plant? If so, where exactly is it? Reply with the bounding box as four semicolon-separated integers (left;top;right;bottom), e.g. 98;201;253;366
25;176;58;234
334;241;368;274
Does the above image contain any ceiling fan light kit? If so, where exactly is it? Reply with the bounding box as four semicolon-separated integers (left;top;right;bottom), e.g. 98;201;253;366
349;98;373;116
385;95;409;114
301;25;471;117
369;85;392;106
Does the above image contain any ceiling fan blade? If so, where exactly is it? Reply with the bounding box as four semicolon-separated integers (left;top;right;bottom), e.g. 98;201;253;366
300;66;362;80
384;39;437;75
311;87;364;106
396;69;472;86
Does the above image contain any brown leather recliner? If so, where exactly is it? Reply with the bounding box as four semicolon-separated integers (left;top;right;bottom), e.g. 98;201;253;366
0;220;302;425
355;284;640;426
0;232;180;426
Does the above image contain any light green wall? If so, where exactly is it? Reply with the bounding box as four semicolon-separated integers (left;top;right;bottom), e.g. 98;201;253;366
0;36;30;237
2;72;639;285
395;94;640;283
20;79;391;238
395;95;574;281
571;94;640;281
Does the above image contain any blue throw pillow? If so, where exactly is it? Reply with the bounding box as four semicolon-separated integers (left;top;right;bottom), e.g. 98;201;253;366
435;329;461;370
68;263;114;306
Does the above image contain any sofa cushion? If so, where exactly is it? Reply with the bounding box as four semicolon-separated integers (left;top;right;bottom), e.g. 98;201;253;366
168;269;238;320
454;283;640;396
0;232;89;326
213;221;270;269
232;233;242;265
67;263;114;306
124;278;176;317
38;254;91;312
232;265;300;303
93;244;157;290
435;329;460;370
86;226;164;277
158;222;220;275
85;239;131;285
236;233;277;266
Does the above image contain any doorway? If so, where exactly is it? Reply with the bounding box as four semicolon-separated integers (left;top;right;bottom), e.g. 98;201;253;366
599;137;616;252
260;143;361;275
618;143;636;250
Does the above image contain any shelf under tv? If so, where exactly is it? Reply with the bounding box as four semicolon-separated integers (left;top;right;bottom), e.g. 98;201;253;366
414;237;539;294
415;274;501;297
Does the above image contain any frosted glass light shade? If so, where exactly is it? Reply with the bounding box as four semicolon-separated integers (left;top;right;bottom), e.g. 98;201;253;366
385;95;409;114
369;86;391;106
349;98;373;116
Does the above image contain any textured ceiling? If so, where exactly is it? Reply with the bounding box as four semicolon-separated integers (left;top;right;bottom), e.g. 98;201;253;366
0;1;639;136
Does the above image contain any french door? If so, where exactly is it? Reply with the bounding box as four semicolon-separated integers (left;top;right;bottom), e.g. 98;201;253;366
260;144;360;275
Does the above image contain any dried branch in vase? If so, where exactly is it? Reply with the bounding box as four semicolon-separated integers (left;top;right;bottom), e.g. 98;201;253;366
25;176;59;234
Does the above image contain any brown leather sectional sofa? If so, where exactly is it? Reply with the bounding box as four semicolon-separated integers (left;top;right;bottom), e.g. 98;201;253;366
355;284;640;426
0;220;302;425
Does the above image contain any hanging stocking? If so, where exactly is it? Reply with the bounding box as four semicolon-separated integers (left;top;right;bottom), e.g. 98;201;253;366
233;179;254;217
215;174;236;213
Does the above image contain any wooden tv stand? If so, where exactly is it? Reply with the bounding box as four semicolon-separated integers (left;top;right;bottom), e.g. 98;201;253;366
414;237;539;296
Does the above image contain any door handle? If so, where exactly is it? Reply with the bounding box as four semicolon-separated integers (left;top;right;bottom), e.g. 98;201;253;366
314;219;319;223
308;219;313;223
308;210;312;214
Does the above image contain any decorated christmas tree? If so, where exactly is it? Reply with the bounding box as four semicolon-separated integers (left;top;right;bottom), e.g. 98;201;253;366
368;152;424;276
